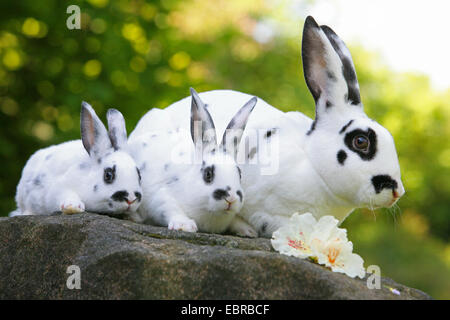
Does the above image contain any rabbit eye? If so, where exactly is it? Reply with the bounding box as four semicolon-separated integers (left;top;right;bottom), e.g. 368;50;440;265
104;166;116;184
353;135;369;151
202;165;215;184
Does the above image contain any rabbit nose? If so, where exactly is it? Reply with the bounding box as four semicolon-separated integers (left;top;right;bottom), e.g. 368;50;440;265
213;189;230;201
111;190;129;202
371;175;398;194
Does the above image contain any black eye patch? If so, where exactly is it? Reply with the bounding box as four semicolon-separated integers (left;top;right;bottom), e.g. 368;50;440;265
201;165;215;184
104;165;116;184
344;128;377;160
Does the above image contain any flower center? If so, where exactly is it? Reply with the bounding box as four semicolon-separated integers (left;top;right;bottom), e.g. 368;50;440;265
328;247;340;264
287;237;310;253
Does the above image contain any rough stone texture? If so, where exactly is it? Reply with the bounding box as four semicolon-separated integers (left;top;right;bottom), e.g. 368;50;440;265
0;213;432;300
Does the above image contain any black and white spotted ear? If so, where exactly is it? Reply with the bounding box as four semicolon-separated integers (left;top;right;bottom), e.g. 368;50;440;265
80;101;112;159
220;97;257;158
190;87;217;153
302;16;361;109
106;108;128;150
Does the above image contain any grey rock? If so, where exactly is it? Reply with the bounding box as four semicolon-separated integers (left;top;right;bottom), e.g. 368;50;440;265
0;213;432;299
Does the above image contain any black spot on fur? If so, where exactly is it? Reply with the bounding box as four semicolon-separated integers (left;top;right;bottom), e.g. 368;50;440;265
111;190;129;202
98;158;102;164
213;189;229;200
136;167;142;184
337;150;347;165
371;175;398;194
325;100;333;108
344;128;377;160
108;202;113;208
164;163;170;171
236;190;243;202
264;128;277;139
339;120;354;134
93;185;98;192
237;166;242;180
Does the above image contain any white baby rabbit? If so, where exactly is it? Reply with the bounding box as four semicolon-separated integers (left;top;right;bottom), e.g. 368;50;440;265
10;102;143;217
128;88;258;237
131;16;405;238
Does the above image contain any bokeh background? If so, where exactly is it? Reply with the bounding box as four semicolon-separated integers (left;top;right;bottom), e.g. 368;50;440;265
0;0;449;298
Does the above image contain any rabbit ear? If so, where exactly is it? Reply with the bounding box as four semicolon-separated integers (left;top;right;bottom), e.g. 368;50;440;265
107;108;128;150
302;16;362;113
220;97;257;158
80;101;111;159
190;88;217;153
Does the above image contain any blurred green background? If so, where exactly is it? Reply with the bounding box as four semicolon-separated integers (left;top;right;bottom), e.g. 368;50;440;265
0;0;448;298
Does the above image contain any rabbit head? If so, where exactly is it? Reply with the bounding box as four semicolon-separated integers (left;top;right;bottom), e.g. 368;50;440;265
301;16;405;209
189;88;257;215
80;102;142;214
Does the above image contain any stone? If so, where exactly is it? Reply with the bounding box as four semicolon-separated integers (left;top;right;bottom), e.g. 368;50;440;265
0;213;432;299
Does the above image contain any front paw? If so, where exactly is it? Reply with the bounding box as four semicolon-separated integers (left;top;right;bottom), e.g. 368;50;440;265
233;224;258;238
168;216;198;233
61;201;85;215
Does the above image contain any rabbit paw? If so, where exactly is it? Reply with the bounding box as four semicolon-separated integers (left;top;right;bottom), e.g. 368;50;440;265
233;224;258;238
61;201;85;215
168;216;198;233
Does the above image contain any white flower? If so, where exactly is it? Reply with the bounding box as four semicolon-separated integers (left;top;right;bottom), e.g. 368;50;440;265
312;237;366;279
271;213;366;279
271;212;317;258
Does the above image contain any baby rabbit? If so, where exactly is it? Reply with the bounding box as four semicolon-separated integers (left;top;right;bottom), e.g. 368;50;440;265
129;88;258;237
10;102;143;217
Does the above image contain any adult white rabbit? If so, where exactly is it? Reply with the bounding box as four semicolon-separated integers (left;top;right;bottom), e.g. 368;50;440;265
128;89;258;237
131;16;405;237
10;102;143;217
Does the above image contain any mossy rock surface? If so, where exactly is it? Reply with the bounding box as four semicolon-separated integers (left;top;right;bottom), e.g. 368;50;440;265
0;213;432;299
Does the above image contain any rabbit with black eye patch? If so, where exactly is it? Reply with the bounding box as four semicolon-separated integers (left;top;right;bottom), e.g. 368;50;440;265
10;102;143;217
128;88;258;237
130;16;405;238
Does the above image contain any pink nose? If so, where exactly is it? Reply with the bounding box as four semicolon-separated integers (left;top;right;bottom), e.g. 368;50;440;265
126;198;136;205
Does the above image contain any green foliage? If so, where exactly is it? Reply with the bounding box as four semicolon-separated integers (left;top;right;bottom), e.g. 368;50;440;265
0;0;448;298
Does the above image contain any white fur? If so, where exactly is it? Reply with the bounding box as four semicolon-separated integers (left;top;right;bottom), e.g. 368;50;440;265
129;90;258;237
130;17;405;238
11;103;142;217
